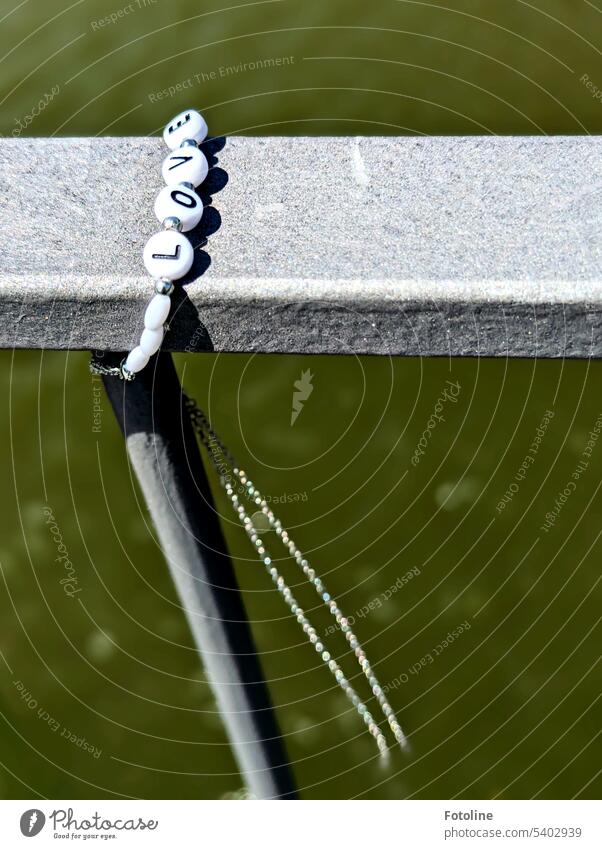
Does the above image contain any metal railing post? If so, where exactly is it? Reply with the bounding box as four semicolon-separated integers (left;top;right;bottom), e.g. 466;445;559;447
101;351;297;800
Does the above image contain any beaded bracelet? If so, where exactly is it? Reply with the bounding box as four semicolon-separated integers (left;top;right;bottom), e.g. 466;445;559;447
92;108;410;760
122;109;209;380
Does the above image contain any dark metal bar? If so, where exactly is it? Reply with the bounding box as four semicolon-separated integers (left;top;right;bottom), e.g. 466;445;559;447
101;351;297;800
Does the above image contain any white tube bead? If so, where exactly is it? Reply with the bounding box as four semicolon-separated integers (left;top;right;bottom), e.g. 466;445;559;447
124;347;149;374
144;294;171;330
139;327;164;356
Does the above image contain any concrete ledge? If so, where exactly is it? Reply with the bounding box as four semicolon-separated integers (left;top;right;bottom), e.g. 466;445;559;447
1;136;601;357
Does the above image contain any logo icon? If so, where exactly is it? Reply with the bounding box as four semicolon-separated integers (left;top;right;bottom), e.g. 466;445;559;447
20;809;45;837
291;369;314;426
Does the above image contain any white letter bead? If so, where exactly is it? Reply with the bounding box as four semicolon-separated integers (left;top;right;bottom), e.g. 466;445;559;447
154;184;203;232
143;230;194;280
125;346;149;374
163;109;208;150
144;294;171;330
162;146;209;187
139;327;164;356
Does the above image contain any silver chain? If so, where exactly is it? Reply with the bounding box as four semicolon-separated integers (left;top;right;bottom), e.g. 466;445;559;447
184;394;409;760
89;356;125;379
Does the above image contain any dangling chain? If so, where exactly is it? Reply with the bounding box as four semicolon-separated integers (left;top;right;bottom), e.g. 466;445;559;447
89;103;409;759
184;394;409;760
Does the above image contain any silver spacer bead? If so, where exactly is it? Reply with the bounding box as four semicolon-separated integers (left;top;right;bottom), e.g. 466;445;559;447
179;181;195;191
155;278;174;295
163;216;183;232
180;138;199;149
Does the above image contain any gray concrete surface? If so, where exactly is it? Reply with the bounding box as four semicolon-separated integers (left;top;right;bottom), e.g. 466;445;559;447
1;135;601;357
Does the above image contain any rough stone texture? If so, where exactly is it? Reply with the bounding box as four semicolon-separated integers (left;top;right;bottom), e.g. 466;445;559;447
102;353;297;800
1;135;601;357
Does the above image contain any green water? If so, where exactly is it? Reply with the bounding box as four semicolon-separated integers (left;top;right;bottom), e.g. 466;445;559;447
1;0;601;800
